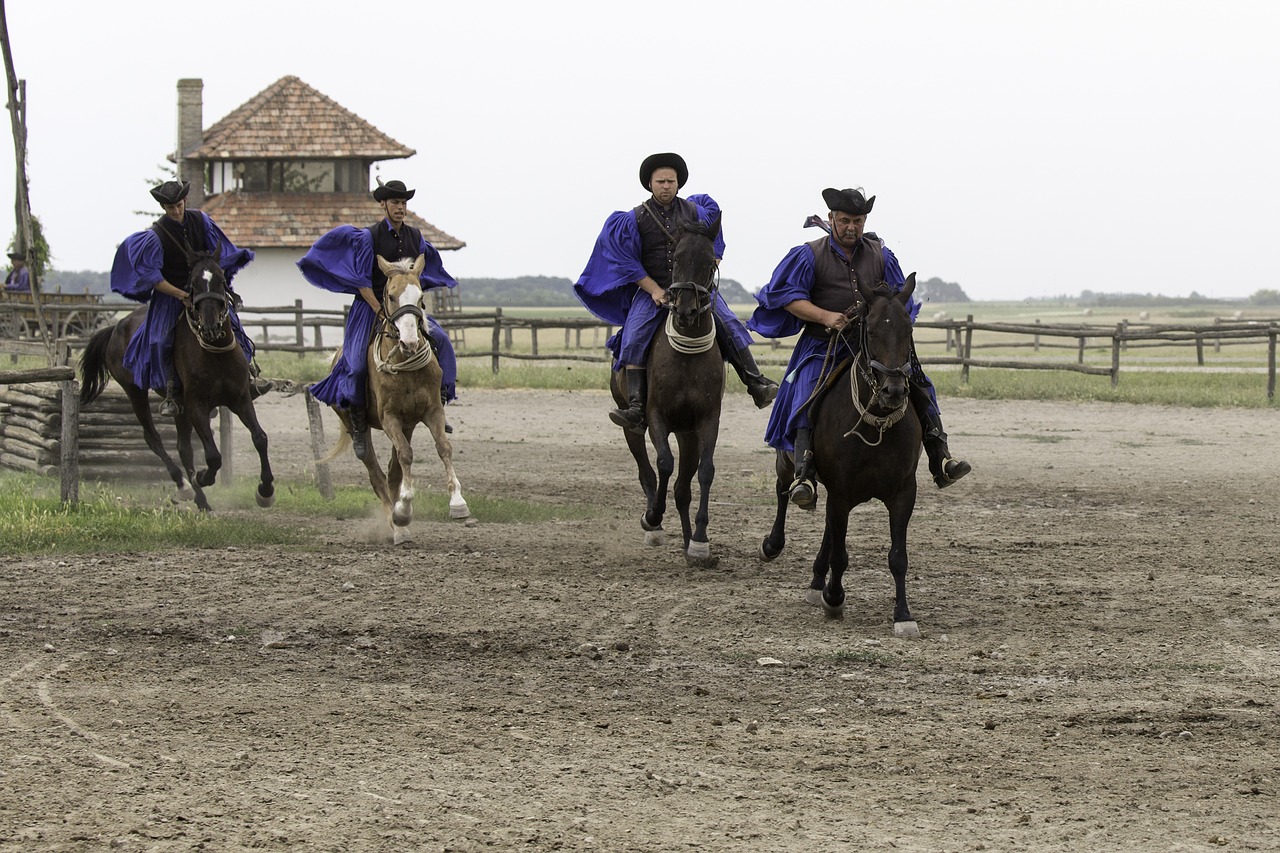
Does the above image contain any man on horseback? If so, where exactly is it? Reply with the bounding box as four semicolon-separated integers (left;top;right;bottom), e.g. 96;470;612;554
297;179;459;461
110;180;268;416
749;187;971;506
574;152;778;433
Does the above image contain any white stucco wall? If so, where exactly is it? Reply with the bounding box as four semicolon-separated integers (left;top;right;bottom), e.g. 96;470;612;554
231;248;352;313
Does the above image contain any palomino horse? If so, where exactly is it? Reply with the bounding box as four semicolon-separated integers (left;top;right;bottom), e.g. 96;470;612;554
323;255;467;544
613;217;725;566
79;250;275;512
759;273;924;636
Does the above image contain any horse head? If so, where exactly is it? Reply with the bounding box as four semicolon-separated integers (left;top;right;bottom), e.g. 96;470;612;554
377;255;428;354
667;215;721;333
853;272;917;411
187;249;231;345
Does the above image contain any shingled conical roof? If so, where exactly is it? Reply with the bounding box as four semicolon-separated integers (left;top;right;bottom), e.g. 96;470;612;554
187;76;416;160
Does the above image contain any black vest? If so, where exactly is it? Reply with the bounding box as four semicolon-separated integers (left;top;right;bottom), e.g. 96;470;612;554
368;221;424;299
152;211;210;289
633;197;700;288
805;233;886;315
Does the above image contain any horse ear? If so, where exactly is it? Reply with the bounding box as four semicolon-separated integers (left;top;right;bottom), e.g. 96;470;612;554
412;254;426;276
707;214;722;241
377;256;395;275
856;276;875;305
898;272;917;303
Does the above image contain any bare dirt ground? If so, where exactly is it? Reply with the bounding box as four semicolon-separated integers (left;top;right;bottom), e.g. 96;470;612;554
2;388;1278;852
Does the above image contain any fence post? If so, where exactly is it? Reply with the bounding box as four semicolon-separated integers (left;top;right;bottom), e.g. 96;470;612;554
294;299;305;359
1195;332;1205;366
961;315;973;384
531;324;539;356
304;390;334;500
491;308;502;374
1077;336;1086;364
313;323;323;351
1033;319;1040;353
219;408;234;482
1269;329;1276;401
58;379;80;505
1111;323;1123;388
1214;317;1222;354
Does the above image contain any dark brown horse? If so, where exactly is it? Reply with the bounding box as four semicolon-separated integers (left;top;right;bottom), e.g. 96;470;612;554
760;273;924;635
321;255;467;545
80;251;275;512
613;218;725;566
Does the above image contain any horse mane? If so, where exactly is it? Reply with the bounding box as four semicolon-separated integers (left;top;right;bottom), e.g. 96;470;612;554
383;258;418;274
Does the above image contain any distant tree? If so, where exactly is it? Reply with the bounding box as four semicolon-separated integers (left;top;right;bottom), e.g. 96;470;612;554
1249;289;1280;306
718;279;753;303
915;276;970;303
43;269;111;295
7;213;51;282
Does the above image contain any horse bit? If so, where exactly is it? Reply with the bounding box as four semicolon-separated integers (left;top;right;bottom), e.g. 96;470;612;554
664;275;718;355
373;299;434;374
842;316;911;446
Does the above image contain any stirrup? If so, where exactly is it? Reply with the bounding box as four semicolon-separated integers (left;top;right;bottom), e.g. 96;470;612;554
159;397;180;417
250;377;275;399
934;457;972;489
788;477;817;510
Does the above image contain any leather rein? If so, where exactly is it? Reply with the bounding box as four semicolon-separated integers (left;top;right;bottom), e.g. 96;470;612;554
372;296;434;374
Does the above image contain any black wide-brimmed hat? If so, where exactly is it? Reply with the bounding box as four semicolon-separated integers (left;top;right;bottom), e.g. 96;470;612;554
822;187;876;217
639;152;688;190
150;180;191;206
7;251;24;261
373;179;415;202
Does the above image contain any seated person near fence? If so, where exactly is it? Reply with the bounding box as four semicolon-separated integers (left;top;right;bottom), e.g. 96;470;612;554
296;179;458;460
5;252;30;292
110;180;269;416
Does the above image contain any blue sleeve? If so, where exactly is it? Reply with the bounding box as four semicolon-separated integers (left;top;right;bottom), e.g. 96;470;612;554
199;212;253;281
109;230;165;303
413;233;458;291
882;244;921;322
686;193;727;259
297;226;376;295
747;244;814;338
572;210;644;325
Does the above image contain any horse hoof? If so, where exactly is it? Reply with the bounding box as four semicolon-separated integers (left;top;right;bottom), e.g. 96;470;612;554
803;588;823;607
893;621;921;638
822;594;845;620
759;539;782;562
685;540;715;566
392;525;413;546
393;506;413;527
174;486;195;503
255;485;275;508
643;529;664;547
196;470;216;488
449;500;470;519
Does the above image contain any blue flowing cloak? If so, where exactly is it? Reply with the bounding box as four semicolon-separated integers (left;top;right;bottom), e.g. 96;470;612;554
573;194;752;368
749;238;930;452
110;214;255;393
297;225;458;407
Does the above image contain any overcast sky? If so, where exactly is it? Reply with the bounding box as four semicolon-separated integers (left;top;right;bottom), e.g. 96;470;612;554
2;0;1276;301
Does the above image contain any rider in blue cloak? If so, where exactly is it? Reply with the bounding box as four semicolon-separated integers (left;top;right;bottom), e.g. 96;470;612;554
110;180;266;416
574;152;778;433
297;179;458;460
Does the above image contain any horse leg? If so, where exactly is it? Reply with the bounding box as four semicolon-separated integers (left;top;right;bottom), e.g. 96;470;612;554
680;426;720;567
382;417;416;544
645;426;675;547
423;403;468;520
885;490;920;637
621;429;660;545
122;384;195;503
760;449;792;561
183;401;222;491
820;500;853;620
229;400;275;508
173;413;212;513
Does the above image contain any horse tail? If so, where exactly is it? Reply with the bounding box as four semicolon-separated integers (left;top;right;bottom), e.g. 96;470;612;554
79;325;115;405
317;428;352;466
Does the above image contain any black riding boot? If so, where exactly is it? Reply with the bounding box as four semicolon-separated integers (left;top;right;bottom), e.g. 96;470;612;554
609;368;647;434
349;405;371;460
727;345;779;408
159;379;181;417
910;385;971;489
248;358;274;400
789;427;818;510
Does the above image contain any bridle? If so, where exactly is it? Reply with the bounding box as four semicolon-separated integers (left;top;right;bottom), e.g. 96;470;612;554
842;314;911;446
372;284;434;374
663;266;718;355
183;260;237;352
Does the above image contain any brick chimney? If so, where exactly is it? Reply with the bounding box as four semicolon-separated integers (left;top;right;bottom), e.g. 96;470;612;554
176;78;205;207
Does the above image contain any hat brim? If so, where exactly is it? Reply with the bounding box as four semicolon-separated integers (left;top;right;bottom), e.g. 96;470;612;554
150;181;191;206
822;187;875;217
639;152;689;190
373;186;416;202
